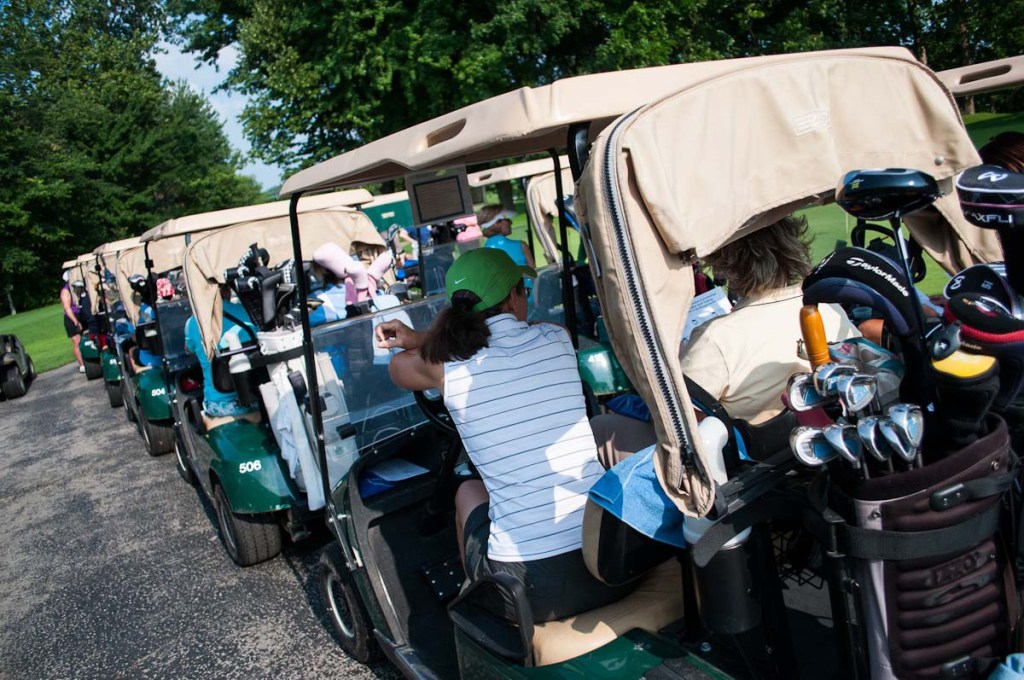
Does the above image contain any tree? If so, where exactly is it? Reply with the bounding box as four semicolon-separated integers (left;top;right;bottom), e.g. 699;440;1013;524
0;0;264;313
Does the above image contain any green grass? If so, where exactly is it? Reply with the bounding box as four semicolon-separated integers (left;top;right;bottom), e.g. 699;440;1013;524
0;303;76;373
962;112;1024;147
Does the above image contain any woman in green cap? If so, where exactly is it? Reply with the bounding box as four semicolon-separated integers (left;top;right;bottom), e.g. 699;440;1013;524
375;248;633;622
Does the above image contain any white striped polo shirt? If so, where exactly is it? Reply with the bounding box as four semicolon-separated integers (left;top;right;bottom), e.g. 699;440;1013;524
443;314;605;562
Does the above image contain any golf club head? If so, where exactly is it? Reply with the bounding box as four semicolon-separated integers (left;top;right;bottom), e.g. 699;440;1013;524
823;423;863;467
946;292;1024;334
787;372;835;411
790;426;840;467
836;169;941;220
857;416;893;462
887;403;924;448
813;362;858;396
835;374;878;412
878;417;916;464
944;263;1023;320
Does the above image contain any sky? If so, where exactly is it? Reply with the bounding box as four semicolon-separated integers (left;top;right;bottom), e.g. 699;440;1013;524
152;41;285;191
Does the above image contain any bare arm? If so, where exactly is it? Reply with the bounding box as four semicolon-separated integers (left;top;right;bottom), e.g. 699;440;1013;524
60;288;80;326
521;241;536;269
375;319;443;391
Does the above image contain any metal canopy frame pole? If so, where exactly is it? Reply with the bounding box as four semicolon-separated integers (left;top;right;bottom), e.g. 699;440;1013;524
287;194;338;536
550;150;578;348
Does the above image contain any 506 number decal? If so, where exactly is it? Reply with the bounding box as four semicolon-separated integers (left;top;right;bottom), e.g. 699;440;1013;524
239;460;263;474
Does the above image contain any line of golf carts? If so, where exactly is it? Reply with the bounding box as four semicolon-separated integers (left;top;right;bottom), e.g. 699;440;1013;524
66;47;1024;679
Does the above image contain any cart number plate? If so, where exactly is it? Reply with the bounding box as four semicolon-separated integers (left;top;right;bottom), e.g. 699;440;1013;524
239;461;263;474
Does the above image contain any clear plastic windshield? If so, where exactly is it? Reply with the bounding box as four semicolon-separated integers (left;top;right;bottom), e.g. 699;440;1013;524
415;238;481;296
155;299;195;372
311;295;450;452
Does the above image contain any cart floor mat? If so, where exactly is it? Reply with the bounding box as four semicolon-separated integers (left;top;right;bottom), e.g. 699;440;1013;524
421;554;466;602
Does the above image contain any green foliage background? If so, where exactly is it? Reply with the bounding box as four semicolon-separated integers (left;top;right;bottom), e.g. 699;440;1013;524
0;0;265;315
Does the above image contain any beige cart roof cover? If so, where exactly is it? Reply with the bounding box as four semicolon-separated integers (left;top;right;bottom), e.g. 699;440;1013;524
467;157;567;187
63;254;93;287
142;189;373;242
575;49;1000;516
281;47;918;196
184;207;386;357
937;56;1024;96
114;244;147;325
525;168;575;264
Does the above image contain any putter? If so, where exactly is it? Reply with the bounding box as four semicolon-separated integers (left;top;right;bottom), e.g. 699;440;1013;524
887;403;925;468
857;416;894;473
878;417;917;469
834;373;879;414
790;426;840;467
787;372;835;411
813;363;857;397
823;423;868;477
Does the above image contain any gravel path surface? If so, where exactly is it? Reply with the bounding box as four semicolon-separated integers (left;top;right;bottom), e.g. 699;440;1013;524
0;364;399;679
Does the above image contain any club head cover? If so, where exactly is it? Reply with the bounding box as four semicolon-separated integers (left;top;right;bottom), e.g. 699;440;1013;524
837;168;940;220
803;248;919;338
957;165;1024;230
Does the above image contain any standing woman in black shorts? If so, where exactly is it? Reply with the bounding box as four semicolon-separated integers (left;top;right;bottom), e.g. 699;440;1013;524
60;273;85;373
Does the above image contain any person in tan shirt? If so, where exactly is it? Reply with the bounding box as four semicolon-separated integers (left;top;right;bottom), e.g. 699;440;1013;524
592;215;860;467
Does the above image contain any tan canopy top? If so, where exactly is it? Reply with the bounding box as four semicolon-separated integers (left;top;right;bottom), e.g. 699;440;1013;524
575;49;1001;517
280;47;916;196
467;157;567;187
361;191;408;209
183;207;386;358
525;168;575;263
142;189;373;242
92;236;141;256
113;244;146;325
63;254;92;288
937;56;1024;97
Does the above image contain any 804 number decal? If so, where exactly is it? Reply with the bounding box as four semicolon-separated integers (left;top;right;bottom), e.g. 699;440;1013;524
239;460;263;474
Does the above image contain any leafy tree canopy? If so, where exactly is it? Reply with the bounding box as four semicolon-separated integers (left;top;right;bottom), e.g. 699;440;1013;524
0;0;264;313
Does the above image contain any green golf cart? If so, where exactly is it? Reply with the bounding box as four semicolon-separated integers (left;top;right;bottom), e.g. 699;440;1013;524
92;237;140;408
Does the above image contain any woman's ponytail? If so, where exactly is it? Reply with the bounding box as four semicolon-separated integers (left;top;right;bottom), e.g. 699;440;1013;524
421;292;491;363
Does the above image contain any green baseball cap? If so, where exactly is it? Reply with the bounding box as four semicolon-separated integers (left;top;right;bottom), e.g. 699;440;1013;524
445;248;536;312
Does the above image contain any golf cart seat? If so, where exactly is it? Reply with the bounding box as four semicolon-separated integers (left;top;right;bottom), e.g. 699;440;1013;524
530;559;684;666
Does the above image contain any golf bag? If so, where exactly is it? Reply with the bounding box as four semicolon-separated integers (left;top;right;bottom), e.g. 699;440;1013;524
814;415;1018;679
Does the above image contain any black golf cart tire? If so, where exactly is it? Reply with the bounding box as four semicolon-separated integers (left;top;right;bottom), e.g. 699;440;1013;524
26;357;35;381
174;438;197;487
212;483;282;567
84;361;102;380
105;382;124;408
319;543;381;664
141;417;175;456
2;366;26;398
124;396;136;423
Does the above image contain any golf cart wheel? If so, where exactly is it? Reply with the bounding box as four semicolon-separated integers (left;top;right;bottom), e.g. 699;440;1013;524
174;437;196;487
84;361;102;380
2;366;26;398
212;484;282;567
141;417;175;456
124;393;136;423
105;382;124;408
26;357;35;381
319;543;380;663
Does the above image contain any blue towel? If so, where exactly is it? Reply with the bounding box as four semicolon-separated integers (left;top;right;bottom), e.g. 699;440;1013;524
606;394;652;422
588;445;687;548
990;654;1024;680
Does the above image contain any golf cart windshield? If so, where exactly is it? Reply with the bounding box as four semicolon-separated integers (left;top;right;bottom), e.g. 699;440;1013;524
311;295;447;455
156;274;195;371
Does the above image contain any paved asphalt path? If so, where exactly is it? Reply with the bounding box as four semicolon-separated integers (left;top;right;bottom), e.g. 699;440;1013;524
0;364;399;679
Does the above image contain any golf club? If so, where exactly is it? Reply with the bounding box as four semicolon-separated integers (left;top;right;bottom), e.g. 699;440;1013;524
857;416;895;473
834;373;879;414
878;417;918;469
786;372;835;411
790;426;840;467
823;423;867;476
887;403;924;467
813;362;857;397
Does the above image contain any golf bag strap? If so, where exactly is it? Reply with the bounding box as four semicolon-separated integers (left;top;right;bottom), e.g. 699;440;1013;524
684;376;740;470
835;503;1001;561
249;346;305;368
222;309;258;344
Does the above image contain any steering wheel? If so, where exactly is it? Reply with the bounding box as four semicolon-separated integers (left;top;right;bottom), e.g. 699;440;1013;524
414;388;457;435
